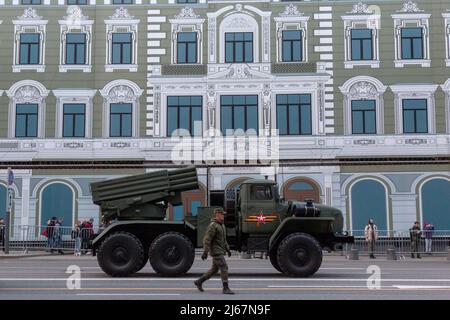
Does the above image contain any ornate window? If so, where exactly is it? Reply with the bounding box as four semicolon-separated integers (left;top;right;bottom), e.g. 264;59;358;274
392;1;430;68
167;96;202;136
104;7;139;72
220;95;258;135
169;7;204;65
100;80;143;138
59;6;93;73
274;4;309;63
342;2;380;69
390;84;438;134
207;4;271;65
12;8;48;73
443;12;450;67
53;89;97;138
6;80;50;139
339;76;387;135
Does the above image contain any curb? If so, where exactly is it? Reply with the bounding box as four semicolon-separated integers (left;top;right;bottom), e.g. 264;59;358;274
0;253;54;259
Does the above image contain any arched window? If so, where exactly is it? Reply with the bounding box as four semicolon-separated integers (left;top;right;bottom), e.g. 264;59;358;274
40;183;74;227
100;80;143;138
350;179;388;231
421;178;450;230
339;76;387;135
6;80;50;139
226;177;251;190
283;178;321;203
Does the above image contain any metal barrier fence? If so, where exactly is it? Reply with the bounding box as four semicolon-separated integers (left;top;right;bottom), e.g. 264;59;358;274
0;225;96;254
343;230;450;257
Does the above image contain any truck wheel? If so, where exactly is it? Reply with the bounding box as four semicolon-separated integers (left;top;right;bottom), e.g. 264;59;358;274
97;231;144;277
149;232;194;277
269;249;282;273
277;233;322;277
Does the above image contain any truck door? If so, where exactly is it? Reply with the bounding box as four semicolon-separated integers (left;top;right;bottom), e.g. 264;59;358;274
242;184;280;234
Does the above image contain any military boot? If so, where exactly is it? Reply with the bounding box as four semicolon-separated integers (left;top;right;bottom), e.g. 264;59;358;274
222;282;235;295
194;279;205;292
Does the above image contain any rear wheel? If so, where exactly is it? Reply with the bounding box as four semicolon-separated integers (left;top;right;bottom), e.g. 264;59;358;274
97;231;144;277
277;233;322;277
149;232;194;277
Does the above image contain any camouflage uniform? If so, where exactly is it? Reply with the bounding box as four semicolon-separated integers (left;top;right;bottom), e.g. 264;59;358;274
200;219;230;282
195;217;234;294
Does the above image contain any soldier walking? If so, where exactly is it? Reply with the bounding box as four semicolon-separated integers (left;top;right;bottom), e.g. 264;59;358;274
410;221;422;259
194;208;234;295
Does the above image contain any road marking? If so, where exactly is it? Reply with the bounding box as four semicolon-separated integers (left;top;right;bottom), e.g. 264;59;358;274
393;285;450;289
76;293;180;296
2;278;450;282
2;287;450;293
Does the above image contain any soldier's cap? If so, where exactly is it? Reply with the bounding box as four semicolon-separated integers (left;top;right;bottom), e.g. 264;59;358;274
213;208;227;215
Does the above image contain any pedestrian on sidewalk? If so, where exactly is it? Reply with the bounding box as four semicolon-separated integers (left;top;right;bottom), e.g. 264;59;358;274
423;221;434;255
194;208;234;295
46;218;56;253
364;218;378;259
53;218;64;255
410;221;422;259
72;220;82;256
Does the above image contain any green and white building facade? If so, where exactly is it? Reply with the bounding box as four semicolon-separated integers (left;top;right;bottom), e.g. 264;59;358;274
0;0;449;233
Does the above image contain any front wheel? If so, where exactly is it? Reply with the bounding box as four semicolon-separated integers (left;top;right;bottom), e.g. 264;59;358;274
277;233;323;277
149;232;194;277
97;231;144;277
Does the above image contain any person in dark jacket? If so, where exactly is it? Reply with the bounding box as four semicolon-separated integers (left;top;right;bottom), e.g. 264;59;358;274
423;222;435;254
410;221;422;259
194;208;234;295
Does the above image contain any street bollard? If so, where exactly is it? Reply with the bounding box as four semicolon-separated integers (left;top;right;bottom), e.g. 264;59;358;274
387;248;397;260
241;252;252;259
447;247;450;261
348;248;359;260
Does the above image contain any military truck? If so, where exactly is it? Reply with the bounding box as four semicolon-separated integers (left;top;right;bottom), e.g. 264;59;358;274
90;167;353;277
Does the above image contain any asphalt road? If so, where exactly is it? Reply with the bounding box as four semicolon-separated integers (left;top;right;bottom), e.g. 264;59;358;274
1;254;450;300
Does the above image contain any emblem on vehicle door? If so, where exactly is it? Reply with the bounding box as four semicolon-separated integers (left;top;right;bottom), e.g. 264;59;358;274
245;209;278;227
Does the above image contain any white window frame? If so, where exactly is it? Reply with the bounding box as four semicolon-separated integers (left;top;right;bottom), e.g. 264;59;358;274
58;6;94;73
53;89;97;139
342;2;380;69
339;76;387;135
5;80;50;139
390;84;438;135
169;7;205;65
12;8;48;73
219;13;259;64
100;80;143;138
392;1;431;68
274;4;309;64
104;7;140;72
443;12;450;67
440;79;450;134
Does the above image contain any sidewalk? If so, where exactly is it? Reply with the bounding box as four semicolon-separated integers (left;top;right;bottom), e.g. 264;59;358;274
0;250;54;259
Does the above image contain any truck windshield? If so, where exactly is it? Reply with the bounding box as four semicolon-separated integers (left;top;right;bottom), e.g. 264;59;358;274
250;185;273;201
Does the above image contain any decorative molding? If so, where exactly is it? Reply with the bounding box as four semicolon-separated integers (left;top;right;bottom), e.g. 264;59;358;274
17;8;42;20
100;80;143;138
63;5;89;22
110;7;135;20
6;80;49;139
59;6;94;73
174;7;200;20
340;76;387;135
348;2;375;14
397;1;424;13
279;4;303;17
